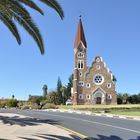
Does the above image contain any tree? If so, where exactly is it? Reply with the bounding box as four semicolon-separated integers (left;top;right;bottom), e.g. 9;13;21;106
28;94;32;99
12;94;15;99
128;96;133;104
113;75;117;82
122;93;129;104
137;93;140;103
6;99;18;107
60;86;65;105
28;95;45;106
117;93;123;104
0;0;64;54
65;74;73;100
56;77;63;104
46;91;58;105
131;94;139;104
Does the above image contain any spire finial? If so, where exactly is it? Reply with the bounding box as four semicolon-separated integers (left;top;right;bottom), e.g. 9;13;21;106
79;15;82;19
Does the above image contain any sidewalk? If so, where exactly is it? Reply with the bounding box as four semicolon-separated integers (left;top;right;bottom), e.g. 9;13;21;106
0;113;81;140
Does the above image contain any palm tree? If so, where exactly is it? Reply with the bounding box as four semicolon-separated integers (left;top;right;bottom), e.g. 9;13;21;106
0;0;64;54
12;94;15;99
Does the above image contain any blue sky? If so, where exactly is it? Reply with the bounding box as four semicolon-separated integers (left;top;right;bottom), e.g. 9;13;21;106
0;0;140;99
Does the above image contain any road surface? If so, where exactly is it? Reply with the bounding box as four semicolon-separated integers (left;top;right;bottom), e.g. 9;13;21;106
0;109;140;140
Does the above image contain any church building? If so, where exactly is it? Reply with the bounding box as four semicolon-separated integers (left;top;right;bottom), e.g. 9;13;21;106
71;17;117;105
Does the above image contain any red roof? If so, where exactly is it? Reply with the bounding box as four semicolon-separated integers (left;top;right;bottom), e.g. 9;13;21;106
74;17;87;48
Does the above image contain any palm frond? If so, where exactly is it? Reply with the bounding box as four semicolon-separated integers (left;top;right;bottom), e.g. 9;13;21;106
18;0;44;15
40;0;64;19
15;14;44;54
4;0;44;54
0;13;21;45
0;0;64;54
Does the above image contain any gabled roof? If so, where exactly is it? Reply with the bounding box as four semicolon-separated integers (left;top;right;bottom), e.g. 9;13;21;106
74;17;87;48
92;87;106;95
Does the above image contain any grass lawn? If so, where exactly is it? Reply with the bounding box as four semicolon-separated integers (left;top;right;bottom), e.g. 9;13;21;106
59;104;140;116
108;110;140;116
59;104;140;109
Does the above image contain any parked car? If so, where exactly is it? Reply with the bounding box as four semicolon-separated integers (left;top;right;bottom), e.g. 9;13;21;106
65;99;73;105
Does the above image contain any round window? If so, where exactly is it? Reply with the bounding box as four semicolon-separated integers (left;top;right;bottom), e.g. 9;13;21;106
93;74;104;85
107;94;112;99
107;83;111;88
86;95;90;99
86;83;90;88
96;57;100;62
79;72;82;77
96;65;101;70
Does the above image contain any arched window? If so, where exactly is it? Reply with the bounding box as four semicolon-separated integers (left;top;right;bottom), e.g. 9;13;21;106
79;72;82;77
107;83;112;88
86;94;90;99
78;62;81;69
81;62;83;68
78;60;84;69
78;81;84;87
107;94;112;99
86;83;90;88
79;94;83;99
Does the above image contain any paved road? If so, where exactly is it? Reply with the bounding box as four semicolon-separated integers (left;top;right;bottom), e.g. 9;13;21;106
0;109;140;140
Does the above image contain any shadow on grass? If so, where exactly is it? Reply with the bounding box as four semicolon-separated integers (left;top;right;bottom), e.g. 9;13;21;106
0;115;59;126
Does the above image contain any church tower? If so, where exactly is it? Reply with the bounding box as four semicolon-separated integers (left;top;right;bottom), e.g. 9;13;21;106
72;17;117;105
73;17;87;105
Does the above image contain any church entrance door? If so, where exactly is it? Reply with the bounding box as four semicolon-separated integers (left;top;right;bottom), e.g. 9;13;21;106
96;97;101;104
93;89;105;104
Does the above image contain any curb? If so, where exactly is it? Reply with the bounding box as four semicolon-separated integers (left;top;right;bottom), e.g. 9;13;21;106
41;109;140;121
55;125;87;140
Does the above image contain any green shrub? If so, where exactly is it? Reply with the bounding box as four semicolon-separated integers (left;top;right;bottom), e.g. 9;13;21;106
21;105;30;110
0;102;6;108
104;110;111;113
42;103;58;109
6;99;18;108
28;96;46;106
30;104;40;109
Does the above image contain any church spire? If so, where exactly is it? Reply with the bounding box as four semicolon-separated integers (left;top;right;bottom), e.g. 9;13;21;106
74;16;87;48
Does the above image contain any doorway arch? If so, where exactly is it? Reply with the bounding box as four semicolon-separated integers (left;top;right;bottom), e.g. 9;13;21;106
93;90;105;104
